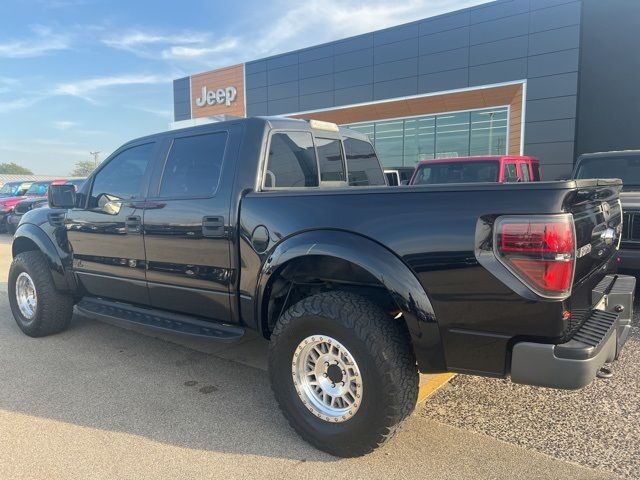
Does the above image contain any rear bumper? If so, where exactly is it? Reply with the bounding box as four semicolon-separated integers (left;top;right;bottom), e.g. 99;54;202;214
510;274;635;390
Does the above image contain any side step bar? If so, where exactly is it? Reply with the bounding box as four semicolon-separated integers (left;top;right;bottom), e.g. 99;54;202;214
76;297;245;342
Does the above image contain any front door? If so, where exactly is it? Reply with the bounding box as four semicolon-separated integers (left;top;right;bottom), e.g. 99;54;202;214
67;141;157;305
142;128;236;322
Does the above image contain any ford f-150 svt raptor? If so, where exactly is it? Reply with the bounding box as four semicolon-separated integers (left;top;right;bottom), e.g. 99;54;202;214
9;117;634;457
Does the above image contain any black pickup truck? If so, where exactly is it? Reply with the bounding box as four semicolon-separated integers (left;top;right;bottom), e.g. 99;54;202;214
8;117;634;457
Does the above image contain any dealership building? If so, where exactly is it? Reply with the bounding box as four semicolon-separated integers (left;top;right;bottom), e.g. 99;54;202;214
172;0;639;179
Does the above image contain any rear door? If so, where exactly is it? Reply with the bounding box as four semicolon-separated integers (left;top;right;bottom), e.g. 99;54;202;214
142;125;241;322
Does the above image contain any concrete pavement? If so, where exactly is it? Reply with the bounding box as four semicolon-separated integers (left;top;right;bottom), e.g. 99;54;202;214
0;235;626;479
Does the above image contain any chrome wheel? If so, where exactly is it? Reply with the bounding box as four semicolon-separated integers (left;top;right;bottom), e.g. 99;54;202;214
292;335;363;422
16;272;37;320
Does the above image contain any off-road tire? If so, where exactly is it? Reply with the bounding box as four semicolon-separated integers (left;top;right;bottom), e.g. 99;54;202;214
8;251;73;337
268;291;419;457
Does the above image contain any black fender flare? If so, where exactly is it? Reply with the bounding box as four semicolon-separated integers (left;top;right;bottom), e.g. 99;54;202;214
256;230;446;372
12;223;71;292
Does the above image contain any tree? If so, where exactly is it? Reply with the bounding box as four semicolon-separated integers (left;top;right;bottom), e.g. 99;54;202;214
70;160;96;177
0;162;33;175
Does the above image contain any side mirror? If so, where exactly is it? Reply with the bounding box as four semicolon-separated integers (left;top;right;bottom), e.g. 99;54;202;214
48;184;76;209
400;180;409;185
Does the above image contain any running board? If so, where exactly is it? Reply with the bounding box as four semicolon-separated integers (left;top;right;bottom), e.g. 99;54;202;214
76;297;245;342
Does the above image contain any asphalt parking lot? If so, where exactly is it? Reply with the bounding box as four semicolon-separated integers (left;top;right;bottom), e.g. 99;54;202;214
0;234;636;479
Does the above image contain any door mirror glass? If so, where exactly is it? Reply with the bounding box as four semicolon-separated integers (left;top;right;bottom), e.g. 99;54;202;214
48;184;76;209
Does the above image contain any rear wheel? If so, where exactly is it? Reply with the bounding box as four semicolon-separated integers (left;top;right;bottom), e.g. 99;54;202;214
8;251;73;337
268;291;418;457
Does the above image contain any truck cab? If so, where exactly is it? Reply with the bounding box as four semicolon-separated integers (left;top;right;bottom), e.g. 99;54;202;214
410;155;541;185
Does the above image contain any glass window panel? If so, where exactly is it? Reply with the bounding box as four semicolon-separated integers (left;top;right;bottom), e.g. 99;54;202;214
404;116;435;167
344;138;386;187
345;123;375;144
469;108;508;156
435;112;470;158
160;132;227;198
90;143;154;207
373;120;404;167
265;132;318;188
316;137;345;182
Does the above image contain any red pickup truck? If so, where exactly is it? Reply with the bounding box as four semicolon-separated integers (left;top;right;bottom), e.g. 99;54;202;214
409;155;541;185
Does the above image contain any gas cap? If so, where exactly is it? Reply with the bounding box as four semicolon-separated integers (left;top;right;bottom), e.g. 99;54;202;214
251;225;270;253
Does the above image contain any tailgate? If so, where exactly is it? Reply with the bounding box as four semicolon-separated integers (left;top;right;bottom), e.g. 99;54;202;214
569;179;622;285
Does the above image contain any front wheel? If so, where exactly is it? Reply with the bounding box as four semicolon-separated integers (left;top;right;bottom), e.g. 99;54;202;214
8;251;74;337
268;291;418;457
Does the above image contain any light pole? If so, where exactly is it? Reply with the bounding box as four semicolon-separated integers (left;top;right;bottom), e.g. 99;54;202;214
89;151;100;168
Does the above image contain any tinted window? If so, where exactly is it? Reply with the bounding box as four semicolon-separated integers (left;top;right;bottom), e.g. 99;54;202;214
90;142;153;207
521;163;530;182
413;161;499;185
160;132;227;198
316;137;345;182
344;138;385;187
25;182;50;195
265;132;318;188
532;164;541;181
504;163;518;182
575;156;640;186
385;172;399;186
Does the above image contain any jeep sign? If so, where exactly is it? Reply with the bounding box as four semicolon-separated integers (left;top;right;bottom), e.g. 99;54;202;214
195;85;237;108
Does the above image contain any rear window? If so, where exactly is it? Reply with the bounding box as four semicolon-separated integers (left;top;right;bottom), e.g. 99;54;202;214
265;132;318;188
25;182;50;195
343;138;385;187
575;156;640;186
316;137;345;182
413;161;499;184
532;164;541;181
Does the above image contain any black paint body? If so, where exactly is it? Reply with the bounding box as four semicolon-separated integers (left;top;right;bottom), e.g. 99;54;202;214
13;117;622;378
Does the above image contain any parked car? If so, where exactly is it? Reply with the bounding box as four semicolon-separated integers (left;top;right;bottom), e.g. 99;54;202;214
409;155;541;185
9;117;633;457
384;167;415;186
6;178;85;234
572;150;640;270
0;181;33;198
0;180;54;232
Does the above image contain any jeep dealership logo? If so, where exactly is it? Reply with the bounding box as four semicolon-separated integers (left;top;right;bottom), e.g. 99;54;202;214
195;85;237;107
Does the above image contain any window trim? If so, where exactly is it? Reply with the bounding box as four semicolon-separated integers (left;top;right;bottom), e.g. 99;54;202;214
86;140;157;209
154;130;230;201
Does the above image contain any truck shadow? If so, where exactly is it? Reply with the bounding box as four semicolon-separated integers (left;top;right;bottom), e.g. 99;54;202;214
0;285;338;462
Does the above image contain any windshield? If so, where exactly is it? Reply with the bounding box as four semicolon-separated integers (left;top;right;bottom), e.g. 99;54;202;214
412;161;499;184
25;182;50;195
575;156;640;186
0;183;19;194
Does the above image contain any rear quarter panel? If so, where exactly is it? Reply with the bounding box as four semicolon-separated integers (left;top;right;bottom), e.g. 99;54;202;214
238;183;590;376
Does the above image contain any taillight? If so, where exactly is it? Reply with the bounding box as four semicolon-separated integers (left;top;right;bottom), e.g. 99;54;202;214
494;215;575;297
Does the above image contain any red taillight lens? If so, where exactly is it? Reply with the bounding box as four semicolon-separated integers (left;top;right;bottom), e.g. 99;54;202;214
495;216;575;297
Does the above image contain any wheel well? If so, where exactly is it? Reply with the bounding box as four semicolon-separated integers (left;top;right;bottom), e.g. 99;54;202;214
261;255;400;338
12;236;39;258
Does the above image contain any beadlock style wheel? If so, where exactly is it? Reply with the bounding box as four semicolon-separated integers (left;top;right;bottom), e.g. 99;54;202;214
292;335;363;422
15;272;37;320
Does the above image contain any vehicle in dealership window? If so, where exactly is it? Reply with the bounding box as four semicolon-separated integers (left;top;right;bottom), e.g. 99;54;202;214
384;167;415;186
0;181;33;198
572;150;640;270
0;180;57;232
6;178;86;235
409;155;541;185
8;117;633;457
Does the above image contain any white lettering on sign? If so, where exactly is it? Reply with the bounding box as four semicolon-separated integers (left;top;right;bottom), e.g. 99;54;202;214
195;85;237;107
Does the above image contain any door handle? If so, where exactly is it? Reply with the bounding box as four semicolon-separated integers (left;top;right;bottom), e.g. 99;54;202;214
125;215;141;233
202;216;224;237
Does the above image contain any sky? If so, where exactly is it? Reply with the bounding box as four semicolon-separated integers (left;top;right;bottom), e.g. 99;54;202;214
0;0;488;175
